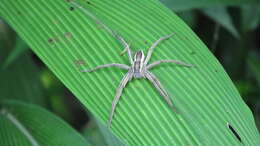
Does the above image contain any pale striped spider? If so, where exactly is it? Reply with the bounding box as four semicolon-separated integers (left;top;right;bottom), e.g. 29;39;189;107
81;33;193;127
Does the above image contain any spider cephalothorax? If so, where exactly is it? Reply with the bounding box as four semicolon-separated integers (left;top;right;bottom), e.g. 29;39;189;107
133;50;145;78
82;34;193;127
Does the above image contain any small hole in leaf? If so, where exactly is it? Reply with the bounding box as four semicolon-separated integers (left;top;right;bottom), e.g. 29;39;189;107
69;7;75;11
227;123;242;143
48;38;54;43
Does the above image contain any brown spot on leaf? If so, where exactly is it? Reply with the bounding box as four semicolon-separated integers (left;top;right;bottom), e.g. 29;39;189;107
48;38;54;43
75;60;86;67
53;37;60;43
64;32;72;39
48;37;60;44
53;20;60;25
83;0;91;4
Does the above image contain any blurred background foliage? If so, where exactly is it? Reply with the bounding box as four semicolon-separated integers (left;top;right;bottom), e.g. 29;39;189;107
0;1;259;145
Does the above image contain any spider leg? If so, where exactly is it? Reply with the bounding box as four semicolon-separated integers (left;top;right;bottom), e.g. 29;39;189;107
69;1;133;65
117;35;134;65
144;33;174;65
70;1;114;36
81;63;130;72
147;60;193;70
120;41;132;56
144;71;177;111
108;72;133;127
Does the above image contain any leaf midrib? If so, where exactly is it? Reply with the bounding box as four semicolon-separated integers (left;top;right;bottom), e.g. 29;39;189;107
0;109;40;146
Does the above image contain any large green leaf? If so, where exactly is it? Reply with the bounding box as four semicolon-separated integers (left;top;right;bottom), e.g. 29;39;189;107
0;0;259;145
0;100;90;146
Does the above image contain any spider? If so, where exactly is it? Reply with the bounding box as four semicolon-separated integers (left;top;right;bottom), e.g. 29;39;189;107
81;33;193;127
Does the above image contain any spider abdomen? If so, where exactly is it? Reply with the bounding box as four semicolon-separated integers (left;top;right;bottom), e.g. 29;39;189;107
133;61;142;72
132;61;144;78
